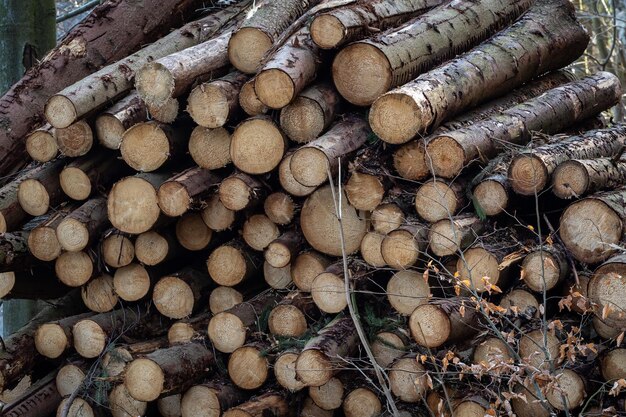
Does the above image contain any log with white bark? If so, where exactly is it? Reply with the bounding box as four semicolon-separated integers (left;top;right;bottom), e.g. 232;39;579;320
187;71;248;128
158;167;221;217
553;153;626;199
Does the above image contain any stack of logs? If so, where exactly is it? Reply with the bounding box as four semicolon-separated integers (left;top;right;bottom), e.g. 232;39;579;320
1;0;626;416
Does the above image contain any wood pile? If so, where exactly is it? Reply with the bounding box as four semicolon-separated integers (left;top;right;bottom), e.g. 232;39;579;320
1;0;625;416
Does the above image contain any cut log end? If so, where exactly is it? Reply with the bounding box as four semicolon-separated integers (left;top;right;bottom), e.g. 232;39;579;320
389;358;427;403
415;181;460;223
332;43;391;106
181;386;221;417
121;123;171;172
311;272;347;314
187;83;231;128
228;27;273;74
369;92;423;144
264;192;295;225
231;118;285;174
110;384;148;417
457;248;500;292
148;97;179;123
209;286;243;314
509;155;549;195
242;214;279;251
56;218;89;252
552;160;590;199
387;270;430;316
589;257;626;329
429;220;463;257
292;251;329;292
26;129;58;162
239;79;268;116
219;177;254;211
309;377;343;410
546;369;586;411
153;276;195;319
473;180;508;217
135;62;174;108
45;95;77;129
113;263;150;302
56;364;86;397
264;262;292;289
176;213;213;251
473;337;513;365
28;227;62;261
158;181;191;217
343;388;382;417
0;272;15;298
125;358;165;402
601;348;626;381
73;319;106;358
371;332;406;368
102;234;135;268
56;120;93;157
189;126;232;170
371;203;404;234
60;167;92;201
345;172;385;211
202;194;236;232
168;322;195;345
519;330;559;369
499;289;539;316
81;274;118;313
393;140;428;181
360;231;386;268
280;96;326;143
296;349;334;387
228;346;269;390
135;231;168;266
57;397;94;417
208;312;246;353
265;241;292;268
108;177;161;234
381;229;420;269
34;323;68;359
268;304;307;337
255;69;295;109
18;179;50;216
95;114;125;150
426;136;466;178
522;251;563;292
207;245;249;286
291;148;329;187
158;395;182;417
310;15;345;49
55;251;93;287
409;304;451;348
279;154;317;197
275;352;305;392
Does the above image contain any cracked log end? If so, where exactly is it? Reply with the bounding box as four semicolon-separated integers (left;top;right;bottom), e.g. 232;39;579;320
509;155;549;195
45;95;77;129
135;62;175;109
107;177;160;234
310;14;346;49
55;251;93;287
208;312;246;353
231;118;285;174
18;179;50;216
81;274;118;313
228;27;273;74
102;234;134;268
125;358;165;402
114;263;150;302
425;135;466;178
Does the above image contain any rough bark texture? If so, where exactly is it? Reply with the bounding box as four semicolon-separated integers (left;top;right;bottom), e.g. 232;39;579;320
187;71;248;128
369;0;590;143
222;392;288;417
553;155;626;199
1;372;61;417
333;0;534;106
0;0;211;178
158;166;221;217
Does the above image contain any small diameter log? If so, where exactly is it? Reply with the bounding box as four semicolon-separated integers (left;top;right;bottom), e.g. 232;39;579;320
208;291;281;353
371;202;405;234
55;251;94;287
280;83;341;143
27;207;73;261
472;337;513;366
158;167;221;217
56;397;94;417
471;155;511;217
393;140;430;182
110;384;148;417
202;194;236;232
264;261;292;289
268;292;316;338
153;267;212;319
368;0;587;144
278;153;317;197
415;179;466;223
120;122;187;172
275;351;306;392
72;308;144;358
34;312;94;359
17;158;66;216
429;214;484;257
56;363;86;397
135;30;232;109
158;395;182;417
0;165;50;233
518;329;560;369
559;188;626;264
308;376;345;410
210;286;244;314
360;232;386;268
81;274;119;313
56;197;108;252
222;393;288;417
230;116;287;175
427;72;621;178
588;254;626;330
60;151;130;201
409;302;477;348
219;172;267;212
456;229;523;292
181;379;248;417
26;125;58;162
310;0;439;49
508;125;626;195
333;0;533;107
264;192;296;225
55;120;94;157
102;231;135;268
301;185;367;256
124;342;215;402
135;229;179;266
290;115;370;187
302;397;335;417
148;98;181;123
521;245;569;293
343;387;382;417
228;343;271;390
600;348;626;381
499;289;539;317
207;241;261;286
387;270;431;316
188;126;232;170
227;0;313;73
239;79;268;116
311;263;349;314
291;250;330;292
265;230;303;268
296;316;358;387
371;331;409;368
187;71;248;128
545;369;586;411
389;355;429;403
553;155;626;199
113;263;151;302
108;173;170;234
381;220;428;269
102;339;170;379
95;92;147;150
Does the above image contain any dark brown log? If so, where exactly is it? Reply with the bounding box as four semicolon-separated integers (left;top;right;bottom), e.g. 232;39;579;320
222;392;288;417
207;241;261;286
2;372;61;417
553;154;626;199
230;116;287;175
25;125;57;163
239;79;268;116
187;71;248;128
559;188;626;264
264;192;296;225
188;126;232;170
219;172;267;212
56;197;108;252
95;92;147;150
0;231;31;273
124;342;215;401
120;122;187;172
153;267;212;319
588;254;626;330
158;167;221;217
81;274;119;313
101;230;135;268
54;120;93;157
17;158;66;216
59;151;130;201
429;214;484;257
181;379;248;417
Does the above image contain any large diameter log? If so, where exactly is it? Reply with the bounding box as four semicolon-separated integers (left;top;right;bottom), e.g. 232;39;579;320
28;206;74;261
255;27;319;109
102;231;135;268
429;214;484;257
54;120;93;157
333;0;533;107
264;192;296;225
95;92;147;150
136;30;233;109
559;188;626;264
300;185;367;256
56;197;108;252
280;83;341;143
201;194;236;232
389;355;429;402
81;274;119;313
17;158;66;216
290;115;370;187
227;0;315;74
230;116;287;174
207;291;281;353
381;221;428;269
60;152;130;201
291;250;330;292
278;153;317;197
415;179;466;223
553;155;626;199
158;167;221;217
181;379;248;417
521;245;569;293
387;270;431;316
239;79;268;116
222;393;288;417
588;254;626;330
509;126;626;195
26;125;57;163
296;316;358;386
120;122;187;172
108;173;170;234
153;268;212;319
45;5;248;129
207;241;260;286
187;71;248;128
219;172;267;212
34;312;94;359
311;0;440;49
427;72;622;178
188;126;232;170
368;0;588;144
125;342;215;402
176;213;213;251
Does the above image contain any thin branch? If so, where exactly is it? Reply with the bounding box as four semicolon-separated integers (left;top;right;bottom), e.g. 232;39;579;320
56;0;102;24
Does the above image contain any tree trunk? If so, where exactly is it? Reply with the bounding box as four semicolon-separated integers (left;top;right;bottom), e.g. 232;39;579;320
311;263;351;314
109;384;148;417
360;232;386;268
54;250;94;288
209;286;244;315
427;72;621;178
559;188;626;264
343;387;382;417
95;92;147;150
188;126;232;170
243;214;282;253
181;379;248;417
113;263;152;302
187;71;248;128
56;197;108;252
158;167;221;217
553;155;626;199
230;116;287;175
311;0;440;49
274;351;305;392
333;0;534;106
308;375;347;410
508;125;626;195
369;0;589;144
